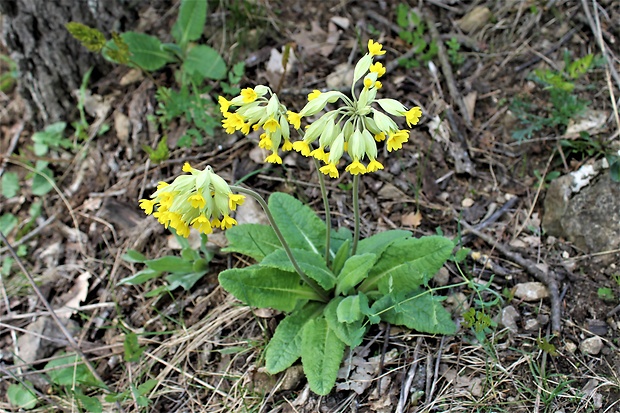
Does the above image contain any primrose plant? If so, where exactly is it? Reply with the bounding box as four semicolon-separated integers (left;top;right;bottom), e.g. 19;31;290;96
139;40;457;395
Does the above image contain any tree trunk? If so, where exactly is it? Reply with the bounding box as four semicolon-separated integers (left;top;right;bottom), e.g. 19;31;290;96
0;0;146;127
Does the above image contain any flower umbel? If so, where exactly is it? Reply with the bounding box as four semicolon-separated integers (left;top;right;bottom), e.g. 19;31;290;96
139;163;245;237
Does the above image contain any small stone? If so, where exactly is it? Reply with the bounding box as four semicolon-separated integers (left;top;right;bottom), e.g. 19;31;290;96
579;336;603;355
461;198;475;208
537;313;550;326
456;6;492;33
433;267;450;286
500;305;520;333
524;319;539;331
512;282;549;301
564;341;577;354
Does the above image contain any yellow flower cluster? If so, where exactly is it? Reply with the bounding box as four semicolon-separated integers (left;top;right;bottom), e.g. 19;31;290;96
218;39;422;179
139;163;245;238
287;39;423;178
219;86;292;164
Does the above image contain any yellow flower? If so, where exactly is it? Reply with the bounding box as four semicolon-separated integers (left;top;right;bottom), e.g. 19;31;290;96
363;77;374;89
240;87;258;103
228;193;245;211
265;152;283;164
282;139;293;151
368;39;386;57
263;117;279;133
188;193;206;209
218;96;232;114
158;192;175;209
308;90;322;101
320;162;339;178
139;199;156;215
366;159;384;172
191;215;213;234
287;111;302;129
157;181;169;190
375;81;382;90
310;146;329;163
387;130;410;152
374;132;386;142
369;62;386;77
182;162;193;173
345;160;367;175
405;107;422;126
292;140;311;156
258;134;272;149
220;215;237;230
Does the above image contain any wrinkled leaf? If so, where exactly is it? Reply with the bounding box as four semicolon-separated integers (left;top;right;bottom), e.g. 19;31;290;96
331;238;351;276
356;229;411;256
219;266;319;312
223;223;281;260
324;298;366;347
268;192;326;255
336;293;368;324
381;290;456;334
265;302;323;373
183;45;227;80
335;253;376;295
121;32;173;71
172;0;207;47
261;248;335;290
301;315;346;395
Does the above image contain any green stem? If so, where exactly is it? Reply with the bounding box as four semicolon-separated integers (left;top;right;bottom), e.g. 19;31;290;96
313;158;332;267
351;174;361;255
230;185;330;302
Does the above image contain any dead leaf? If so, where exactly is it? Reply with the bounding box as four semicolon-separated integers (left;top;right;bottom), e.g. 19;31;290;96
461;198;475;207
457;6;492;33
401;211;423;227
291;21;340;57
463;91;477;121
114;111;131;143
564;109;607;137
55;271;91;318
264;47;297;90
326;63;354;89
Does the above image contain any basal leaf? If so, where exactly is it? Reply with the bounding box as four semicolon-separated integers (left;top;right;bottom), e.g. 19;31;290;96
323;298;366;347
331;238;351;276
183;45;227;80
219;266;319;312
172;0;207;47
301;315;346;395
356;229;411;256
335;253;376;295
381;290;457;335
261;248;335;290
144;256;194;273
268;192;326;255
121;32;173;71
165;270;207;291
122;249;148;263
117;268;162;286
359;236;453;295
330;227;352;259
336;293;368;324
223;223;281;261
265;302;323;373
45;354;99;387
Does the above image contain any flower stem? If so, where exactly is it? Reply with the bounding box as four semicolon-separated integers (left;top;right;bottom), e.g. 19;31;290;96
230;185;330;302
313;158;332;267
351;174;361;255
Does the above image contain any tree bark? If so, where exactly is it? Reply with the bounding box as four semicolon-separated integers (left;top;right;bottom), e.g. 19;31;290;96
0;0;145;127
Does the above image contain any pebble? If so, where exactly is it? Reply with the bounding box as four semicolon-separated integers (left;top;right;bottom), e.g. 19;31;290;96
564;341;577;354
500;305;520;333
512;282;549;301
580;336;603;355
524;318;539;331
587;319;608;336
433;267;450;286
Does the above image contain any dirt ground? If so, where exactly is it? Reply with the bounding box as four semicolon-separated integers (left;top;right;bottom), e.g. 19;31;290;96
1;0;620;412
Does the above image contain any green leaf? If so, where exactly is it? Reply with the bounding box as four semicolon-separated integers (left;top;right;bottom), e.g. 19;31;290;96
122;249;148;263
31;162;54;196
7;382;38;410
0;213;18;235
336;293;368;323
165;270;207;291
223;223;281;260
121;32;173;71
381;290;457;335
45;354;99;386
265;302;323;373
172;0;207;47
568;54;593;79
261;248;336;290
359;236;453;295
301;315;346;395
144;256;194;273
356;229;411;256
609;158;620;183
323;298;366;347
331;238;351;276
268;192;326;255
75;390;102;413
142;136;169;163
137;379;159;395
219;266;319;312
32;121;70;155
183;45;227;80
123;332;144;362
117;268;162;286
1;171;19;198
335;253;377;296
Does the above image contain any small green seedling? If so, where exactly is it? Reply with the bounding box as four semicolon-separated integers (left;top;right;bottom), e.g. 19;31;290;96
395;3;438;68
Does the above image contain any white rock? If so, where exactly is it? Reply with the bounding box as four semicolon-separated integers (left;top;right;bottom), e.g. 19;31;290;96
512;282;549;301
500;305;520;333
579;336;603;355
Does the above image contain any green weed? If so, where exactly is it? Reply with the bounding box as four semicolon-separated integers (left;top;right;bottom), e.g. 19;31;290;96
395;3;438;68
